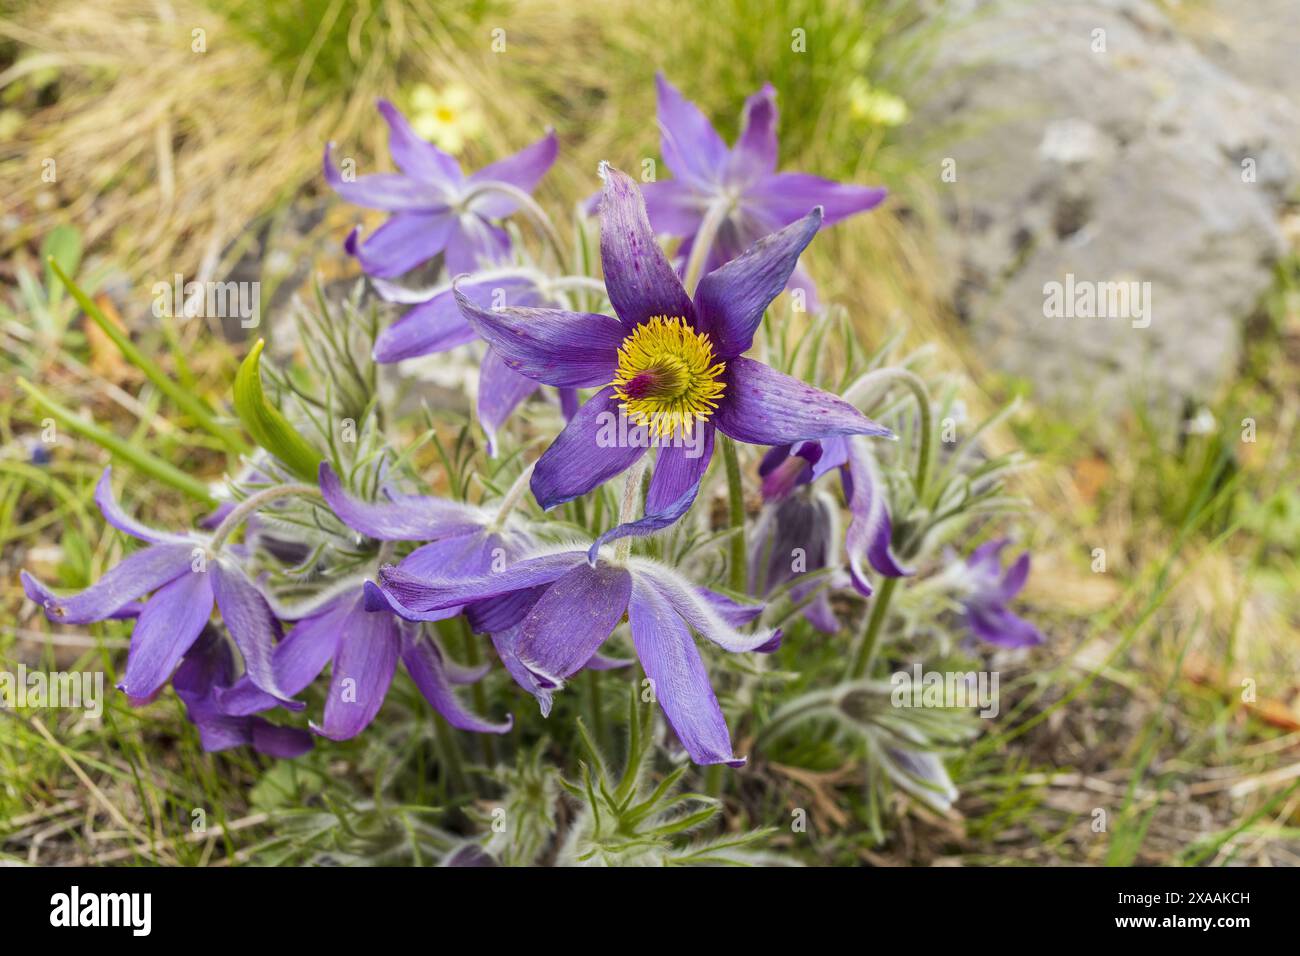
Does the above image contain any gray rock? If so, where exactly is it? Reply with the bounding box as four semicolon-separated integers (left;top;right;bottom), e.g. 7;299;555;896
915;0;1295;425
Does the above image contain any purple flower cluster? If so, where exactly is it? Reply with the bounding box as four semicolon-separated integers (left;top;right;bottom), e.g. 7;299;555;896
22;77;1041;772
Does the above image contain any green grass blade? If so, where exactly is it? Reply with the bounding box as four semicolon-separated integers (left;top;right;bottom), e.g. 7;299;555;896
46;257;251;456
17;377;217;506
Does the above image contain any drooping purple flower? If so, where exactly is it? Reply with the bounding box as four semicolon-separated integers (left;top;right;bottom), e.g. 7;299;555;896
456;165;891;550
375;547;779;767
21;468;291;703
223;584;512;741
639;74;886;307
173;627;313;758
324;99;557;278
317;462;613;726
370;270;573;456
748;491;840;633
759;435;909;596
957;539;1044;649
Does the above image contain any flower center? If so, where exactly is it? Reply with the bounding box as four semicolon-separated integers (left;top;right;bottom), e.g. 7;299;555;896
611;316;725;437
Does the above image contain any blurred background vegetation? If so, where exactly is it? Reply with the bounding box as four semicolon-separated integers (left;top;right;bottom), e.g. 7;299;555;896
1;0;1297;865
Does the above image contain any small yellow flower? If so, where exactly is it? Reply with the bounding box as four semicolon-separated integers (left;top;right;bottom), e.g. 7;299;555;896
848;77;909;127
408;83;484;154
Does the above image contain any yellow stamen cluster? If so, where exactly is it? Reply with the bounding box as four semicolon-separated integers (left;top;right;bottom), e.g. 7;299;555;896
611;316;726;437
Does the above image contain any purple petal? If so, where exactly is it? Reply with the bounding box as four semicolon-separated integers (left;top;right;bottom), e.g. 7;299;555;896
725;83;778;184
378;550;585;615
478;346;540;456
271;595;350;697
697;587;765;627
210;559;287;701
346;212;456;278
454;287;624;387
323;143;444;211
316;597;401;740
640;179;706;236
249;720;314;758
967;604;1045;649
373;292;478;363
443;216;512;277
632;561;781;653
655;73;728;188
715;356;893;445
376;99;462;186
751;171;886;227
468;129;558;217
998;552;1031;602
491;626;553;716
694;208;822;359
531;386;650;510
319;462;485;541
401;630;513;733
585;652;634;671
465;584;547;635
22;543;193;625
95;467;182;544
119;569;214;698
588;426;715;558
628;575;743;767
844;437;911;594
514;562;632;686
598;165;696;329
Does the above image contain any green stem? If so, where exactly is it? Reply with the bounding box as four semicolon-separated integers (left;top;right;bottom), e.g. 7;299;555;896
459;619;496;769
18;377;217;505
587;669;608;758
845;367;933;503
459;181;568;273
48;258;251;456
432;715;468;795
848;576;899;679
721;436;746;593
683;198;730;296
209;483;322;551
612;456;649;562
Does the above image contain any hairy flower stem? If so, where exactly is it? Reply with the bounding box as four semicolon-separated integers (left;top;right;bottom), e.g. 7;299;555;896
845;367;934;504
208;483;322;552
721;437;747;593
432;714;468;794
848;575;899;680
490;461;536;530
682;198;731;296
460;181;568;273
458;618;496;769
613;456;650;563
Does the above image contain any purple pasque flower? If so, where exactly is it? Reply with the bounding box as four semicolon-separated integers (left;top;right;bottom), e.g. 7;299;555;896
221;582;512;742
457;164;891;548
376;546;779;767
318;462;628;718
315;460;564;738
748;490;841;634
643;74;887;307
370;269;574;456
957;539;1044;649
21;468;290;703
759;435;910;596
324;99;557;278
174;626;313;758
195;461;515;742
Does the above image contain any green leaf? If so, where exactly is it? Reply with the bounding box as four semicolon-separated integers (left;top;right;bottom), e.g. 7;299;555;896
46;257;250;456
234;338;323;482
42;225;82;307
